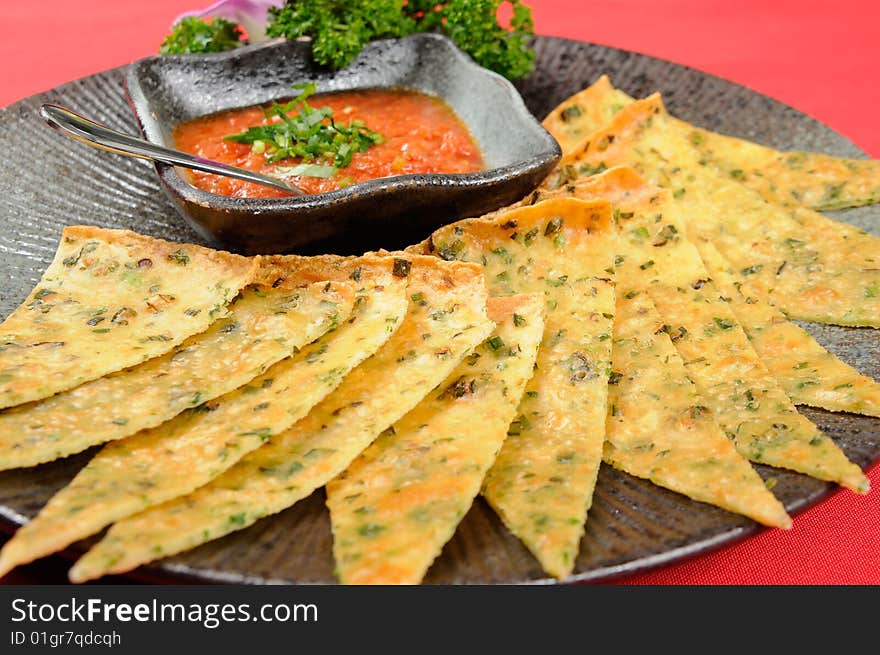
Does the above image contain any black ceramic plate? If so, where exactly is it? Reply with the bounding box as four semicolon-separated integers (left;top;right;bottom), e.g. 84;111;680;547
0;36;877;585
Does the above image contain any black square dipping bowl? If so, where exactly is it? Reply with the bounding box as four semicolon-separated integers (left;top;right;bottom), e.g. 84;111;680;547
125;33;562;255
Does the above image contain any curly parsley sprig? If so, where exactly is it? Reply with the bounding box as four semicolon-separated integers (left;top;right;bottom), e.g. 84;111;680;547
222;82;384;172
159;16;245;55
438;0;535;80
266;1;418;72
266;0;536;80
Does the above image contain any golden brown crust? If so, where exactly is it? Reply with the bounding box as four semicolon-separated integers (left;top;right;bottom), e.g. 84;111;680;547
0;226;262;408
257;251;487;293
402;240;433;255
59;225;258;280
428;196;617;579
541;75;622;153
498;167;666;218
409;198;613;258
454;198;612;241
252;254;397;287
486;293;544;324
559;92;666;168
375;250;486;290
561;166;665;205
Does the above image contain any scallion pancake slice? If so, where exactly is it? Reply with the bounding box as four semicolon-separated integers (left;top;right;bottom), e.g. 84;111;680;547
0;255;409;578
327;294;545;584
606;259;791;528
513;166;880;418
0;277;356;470
544;76;880;211
420;198;616;580
554;166;867;492
552;94;880;327
0;226;257;409
694;240;880;417
680;123;880;211
67;256;493;583
541;74;633;155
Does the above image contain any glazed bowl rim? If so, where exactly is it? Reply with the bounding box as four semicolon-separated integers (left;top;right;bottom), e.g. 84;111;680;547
124;32;562;214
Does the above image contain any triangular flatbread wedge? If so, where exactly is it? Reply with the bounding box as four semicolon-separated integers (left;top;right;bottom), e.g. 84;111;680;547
327;294;545;584
0;255;408;578
546;166;867;492
0;226;257;408
67;256;494;583
694;240;880;417
544;76;880;211
511;166;880;419
0;274;356;470
606;260;791;529
550;94;880;327
418;198;616;580
542;75;633;155
682;126;880;211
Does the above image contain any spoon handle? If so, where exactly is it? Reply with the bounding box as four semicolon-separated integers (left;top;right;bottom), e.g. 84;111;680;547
39;104;304;196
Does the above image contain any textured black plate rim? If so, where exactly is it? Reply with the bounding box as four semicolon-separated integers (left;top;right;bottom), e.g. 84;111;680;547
124;473;843;586
0;34;876;586
0;479;838;586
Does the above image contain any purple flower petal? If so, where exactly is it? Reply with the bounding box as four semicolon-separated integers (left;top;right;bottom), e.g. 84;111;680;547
173;0;283;43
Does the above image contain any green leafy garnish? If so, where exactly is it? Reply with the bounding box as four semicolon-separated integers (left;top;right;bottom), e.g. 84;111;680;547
438;0;535;80
267;1;416;72
167;249;190;266
266;0;536;80
272;163;338;179
223;83;384;169
159;16;244;55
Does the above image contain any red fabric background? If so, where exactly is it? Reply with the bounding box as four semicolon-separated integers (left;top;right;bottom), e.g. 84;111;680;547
0;1;877;585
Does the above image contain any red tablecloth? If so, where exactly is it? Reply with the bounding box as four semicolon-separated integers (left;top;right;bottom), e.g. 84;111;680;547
1;0;878;586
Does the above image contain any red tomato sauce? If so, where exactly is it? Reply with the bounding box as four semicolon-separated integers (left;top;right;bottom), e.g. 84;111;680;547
173;88;485;198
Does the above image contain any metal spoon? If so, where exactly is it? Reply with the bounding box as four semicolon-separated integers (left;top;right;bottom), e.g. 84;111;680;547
39;103;305;196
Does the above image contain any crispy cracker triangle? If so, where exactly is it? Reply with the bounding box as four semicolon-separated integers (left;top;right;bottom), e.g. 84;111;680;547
425;198;616;579
550;94;880;327
0;256;405;579
542;75;633;155
0;226;257;409
544;76;880;211
68;256;494;583
694;240;880;417
327;293;545;584
0;270;357;470
606;261;791;529
546;166;868;492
